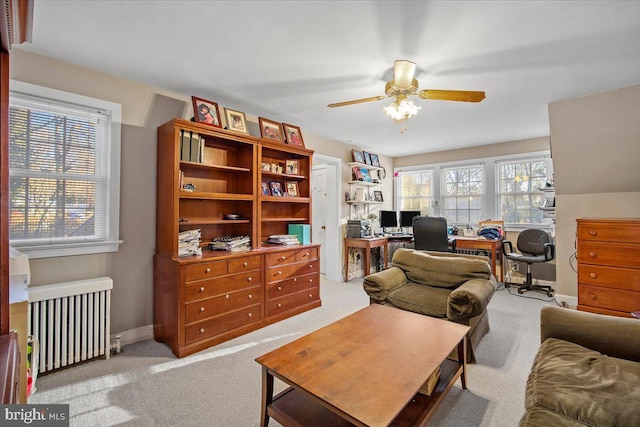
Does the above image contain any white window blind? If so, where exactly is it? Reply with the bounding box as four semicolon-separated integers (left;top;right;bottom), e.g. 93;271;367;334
9;82;121;258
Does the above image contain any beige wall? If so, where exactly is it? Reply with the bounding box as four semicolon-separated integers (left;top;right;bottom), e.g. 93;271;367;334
9;50;394;332
549;83;640;297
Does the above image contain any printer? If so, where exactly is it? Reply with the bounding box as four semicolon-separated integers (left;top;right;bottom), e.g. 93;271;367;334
347;220;371;238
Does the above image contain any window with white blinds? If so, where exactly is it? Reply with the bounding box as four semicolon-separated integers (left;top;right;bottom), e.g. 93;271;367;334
8;82;121;258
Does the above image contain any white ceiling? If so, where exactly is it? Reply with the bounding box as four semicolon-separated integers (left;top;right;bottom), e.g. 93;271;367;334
15;0;640;157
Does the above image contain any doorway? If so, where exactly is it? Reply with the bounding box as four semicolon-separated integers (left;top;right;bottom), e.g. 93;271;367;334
312;154;342;282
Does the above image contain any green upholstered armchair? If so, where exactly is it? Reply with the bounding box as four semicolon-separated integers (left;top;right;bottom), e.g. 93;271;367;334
363;248;497;363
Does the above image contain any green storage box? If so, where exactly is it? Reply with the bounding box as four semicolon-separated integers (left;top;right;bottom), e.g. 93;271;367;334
288;224;311;245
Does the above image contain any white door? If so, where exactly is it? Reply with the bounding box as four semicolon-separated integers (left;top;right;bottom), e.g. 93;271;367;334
312;166;328;274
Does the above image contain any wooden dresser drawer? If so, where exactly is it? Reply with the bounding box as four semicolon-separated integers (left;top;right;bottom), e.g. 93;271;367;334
577;221;640;243
185;271;260;302
296;247;318;262
578;284;640;314
185;286;261;324
578;265;640;291
185;304;261;345
267;287;320;317
185;260;227;282
266;260;319;284
228;255;261;273
578;242;640;268
267;273;318;300
266;250;297;267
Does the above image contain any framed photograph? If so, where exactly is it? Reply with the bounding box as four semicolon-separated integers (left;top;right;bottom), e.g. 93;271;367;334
282;123;305;147
351;149;364;164
373;190;383;202
285;159;300;175
285;181;299;197
224;107;248;134
261;179;271;196
370;153;380;168
261;162;272;172
259;117;284;142
360;167;372;182
192;96;222;128
352;166;363;181
363;151;372;165
269;180;283;196
345;192;351;202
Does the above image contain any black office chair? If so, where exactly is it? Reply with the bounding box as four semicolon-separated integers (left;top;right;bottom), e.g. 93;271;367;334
503;228;555;296
412;216;456;252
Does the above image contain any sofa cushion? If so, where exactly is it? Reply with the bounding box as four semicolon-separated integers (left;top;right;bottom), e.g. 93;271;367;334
519;406;586;427
525;338;640;427
386;283;450;318
392;249;491;288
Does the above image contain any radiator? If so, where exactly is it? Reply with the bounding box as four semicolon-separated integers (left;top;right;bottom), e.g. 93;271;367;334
28;277;113;374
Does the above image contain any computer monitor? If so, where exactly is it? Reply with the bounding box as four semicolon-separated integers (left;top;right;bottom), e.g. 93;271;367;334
379;210;398;230
400;210;421;228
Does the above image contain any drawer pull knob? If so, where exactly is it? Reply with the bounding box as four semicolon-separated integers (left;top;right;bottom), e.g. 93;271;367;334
243;262;248;267
247;277;252;282
589;252;597;258
308;278;313;282
248;313;252;318
589;230;598;236
303;252;309;257
200;307;205;312
200;328;205;333
277;286;282;291
590;294;597;300
590;273;597;279
225;294;230;299
309;294;313;298
205;268;211;273
279;256;286;261
277;303;282;308
308;264;313;268
276;271;282;275
199;287;205;292
248;294;253;299
293;277;297;282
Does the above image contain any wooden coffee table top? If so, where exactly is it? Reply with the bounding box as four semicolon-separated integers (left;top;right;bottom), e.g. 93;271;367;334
256;304;470;426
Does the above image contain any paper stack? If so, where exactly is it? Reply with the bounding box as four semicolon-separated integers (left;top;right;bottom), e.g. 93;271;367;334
267;235;300;245
208;235;251;252
178;229;202;257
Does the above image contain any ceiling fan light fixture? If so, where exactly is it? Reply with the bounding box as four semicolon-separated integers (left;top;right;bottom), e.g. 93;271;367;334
384;96;421;121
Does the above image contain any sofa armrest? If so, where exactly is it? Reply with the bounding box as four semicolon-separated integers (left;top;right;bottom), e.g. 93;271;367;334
362;267;407;302
540;306;640;362
447;277;497;321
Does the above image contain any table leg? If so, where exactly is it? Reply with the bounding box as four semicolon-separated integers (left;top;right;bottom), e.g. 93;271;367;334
383;242;388;270
457;337;467;390
344;240;349;282
364;246;371;277
490;245;497;281
261;366;274;427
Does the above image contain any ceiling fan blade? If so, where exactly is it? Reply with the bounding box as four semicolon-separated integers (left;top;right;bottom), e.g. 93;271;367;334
393;60;416;87
327;96;387;108
418;89;486;103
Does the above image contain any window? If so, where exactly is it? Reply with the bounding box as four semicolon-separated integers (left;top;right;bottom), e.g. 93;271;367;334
395;169;433;215
497;158;549;225
443;165;483;224
9;81;121;258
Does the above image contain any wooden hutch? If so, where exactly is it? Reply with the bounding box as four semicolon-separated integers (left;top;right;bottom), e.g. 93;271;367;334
154;119;320;358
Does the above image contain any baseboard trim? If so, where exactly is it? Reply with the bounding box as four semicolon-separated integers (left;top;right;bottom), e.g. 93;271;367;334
111;324;154;347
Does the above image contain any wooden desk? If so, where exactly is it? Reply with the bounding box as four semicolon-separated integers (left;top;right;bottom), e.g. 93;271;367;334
452;236;504;282
344;237;388;281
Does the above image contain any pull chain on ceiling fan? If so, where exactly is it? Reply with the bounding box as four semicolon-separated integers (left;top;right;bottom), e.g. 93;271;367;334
328;60;485;125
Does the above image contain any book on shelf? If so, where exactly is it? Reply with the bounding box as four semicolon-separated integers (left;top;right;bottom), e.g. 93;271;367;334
180;130;203;163
267;234;300;245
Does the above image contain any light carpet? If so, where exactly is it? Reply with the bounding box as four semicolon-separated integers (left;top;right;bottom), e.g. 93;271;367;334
29;276;556;426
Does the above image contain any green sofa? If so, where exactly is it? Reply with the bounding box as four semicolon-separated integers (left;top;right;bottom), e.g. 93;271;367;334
362;248;497;363
520;306;640;426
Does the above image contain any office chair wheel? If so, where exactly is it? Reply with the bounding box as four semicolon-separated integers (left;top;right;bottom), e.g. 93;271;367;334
546;291;553;297
518;288;524;294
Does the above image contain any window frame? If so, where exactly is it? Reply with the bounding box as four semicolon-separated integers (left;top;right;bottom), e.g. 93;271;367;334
393;167;435;216
441;163;485;226
8;80;122;259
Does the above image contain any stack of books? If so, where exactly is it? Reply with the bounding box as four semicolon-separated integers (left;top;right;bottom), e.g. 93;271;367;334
267;235;300;245
178;229;202;257
208;235;251;252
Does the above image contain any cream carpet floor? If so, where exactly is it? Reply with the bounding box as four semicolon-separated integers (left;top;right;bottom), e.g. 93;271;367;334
29;276;556;426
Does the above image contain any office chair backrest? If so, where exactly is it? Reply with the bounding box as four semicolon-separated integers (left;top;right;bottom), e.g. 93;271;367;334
517;228;552;256
412;216;449;252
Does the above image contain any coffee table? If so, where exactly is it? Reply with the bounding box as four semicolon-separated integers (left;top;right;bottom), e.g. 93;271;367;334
255;304;470;426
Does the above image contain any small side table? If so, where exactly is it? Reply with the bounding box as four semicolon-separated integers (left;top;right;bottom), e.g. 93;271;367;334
344;237;388;281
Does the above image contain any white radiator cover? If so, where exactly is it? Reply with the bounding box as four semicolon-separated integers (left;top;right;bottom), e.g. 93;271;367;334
28;277;113;374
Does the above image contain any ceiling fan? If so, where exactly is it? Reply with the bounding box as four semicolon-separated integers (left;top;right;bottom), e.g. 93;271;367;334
327;60;485;121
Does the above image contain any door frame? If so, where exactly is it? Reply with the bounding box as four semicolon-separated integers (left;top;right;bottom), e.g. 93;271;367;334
312;153;342;282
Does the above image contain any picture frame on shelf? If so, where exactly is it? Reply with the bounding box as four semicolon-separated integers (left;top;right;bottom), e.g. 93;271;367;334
224;107;248;134
285;159;300;175
373;190;383;202
261;179;271;196
259;117;284;141
192;96;222;128
345;192;351;202
261;162;272;172
360;168;372;182
282;123;305;147
370;153;380;167
285;181;299;197
269;180;284;196
351;149;364;164
352;166;363;181
363;151;372;165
